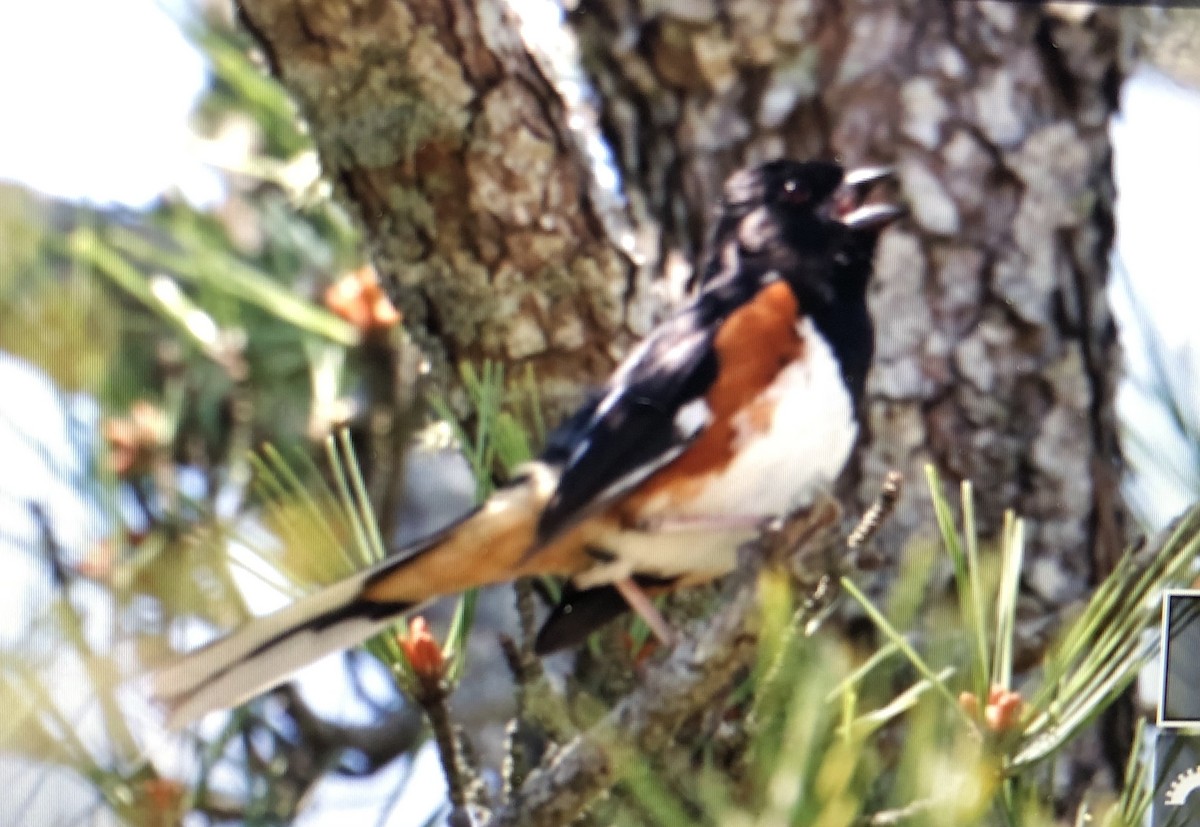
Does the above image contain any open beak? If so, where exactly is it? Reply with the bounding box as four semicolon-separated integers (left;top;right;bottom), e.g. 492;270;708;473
835;166;904;232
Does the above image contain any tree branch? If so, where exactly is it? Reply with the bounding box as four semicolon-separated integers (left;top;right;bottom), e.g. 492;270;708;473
486;498;842;827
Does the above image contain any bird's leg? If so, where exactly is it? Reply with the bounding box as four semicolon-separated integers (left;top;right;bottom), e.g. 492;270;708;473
613;577;676;646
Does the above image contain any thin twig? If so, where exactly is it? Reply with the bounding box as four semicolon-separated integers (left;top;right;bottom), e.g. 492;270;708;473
501;580;579;798
502;580;542;797
418;680;472;812
501;636;536;799
514;578;539;654
848;470;903;549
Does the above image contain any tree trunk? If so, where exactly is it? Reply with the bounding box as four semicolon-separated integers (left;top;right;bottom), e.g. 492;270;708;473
235;0;646;419
235;0;1132;810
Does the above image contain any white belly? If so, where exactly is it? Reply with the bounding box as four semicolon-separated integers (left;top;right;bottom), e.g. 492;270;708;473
576;318;858;587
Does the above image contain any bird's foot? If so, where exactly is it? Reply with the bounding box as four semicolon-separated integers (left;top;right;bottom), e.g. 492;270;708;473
613;577;676;646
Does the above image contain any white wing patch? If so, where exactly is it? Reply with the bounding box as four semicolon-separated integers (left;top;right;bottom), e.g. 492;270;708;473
674;398;711;438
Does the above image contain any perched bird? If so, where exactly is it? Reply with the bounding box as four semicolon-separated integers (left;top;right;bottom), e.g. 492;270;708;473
153;159;901;729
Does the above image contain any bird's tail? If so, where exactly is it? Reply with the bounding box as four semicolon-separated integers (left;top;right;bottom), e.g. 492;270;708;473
153;464;567;729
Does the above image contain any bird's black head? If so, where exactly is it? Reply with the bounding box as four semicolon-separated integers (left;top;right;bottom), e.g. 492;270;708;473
763;159;901;231
735;159;846;217
695;159;902;298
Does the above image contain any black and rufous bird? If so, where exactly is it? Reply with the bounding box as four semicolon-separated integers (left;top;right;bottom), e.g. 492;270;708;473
154;159;901;728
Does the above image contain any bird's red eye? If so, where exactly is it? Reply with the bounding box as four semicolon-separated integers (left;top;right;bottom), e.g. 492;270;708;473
781;179;809;204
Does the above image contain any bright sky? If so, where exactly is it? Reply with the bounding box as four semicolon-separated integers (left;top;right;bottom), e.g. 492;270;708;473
0;0;222;208
1111;67;1200;527
1;0;1199;824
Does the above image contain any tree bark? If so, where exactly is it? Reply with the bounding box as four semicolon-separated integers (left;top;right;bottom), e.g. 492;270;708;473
234;0;643;418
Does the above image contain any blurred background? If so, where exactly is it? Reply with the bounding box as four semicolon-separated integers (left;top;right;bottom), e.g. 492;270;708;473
1;1;1199;825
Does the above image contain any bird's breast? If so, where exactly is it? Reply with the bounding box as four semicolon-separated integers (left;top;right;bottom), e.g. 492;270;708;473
638;315;857;523
587;315;858;585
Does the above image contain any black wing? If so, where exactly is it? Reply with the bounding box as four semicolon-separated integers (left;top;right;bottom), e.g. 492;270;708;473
534;308;721;545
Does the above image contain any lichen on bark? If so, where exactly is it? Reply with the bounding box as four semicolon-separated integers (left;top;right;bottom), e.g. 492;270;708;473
236;0;637;419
